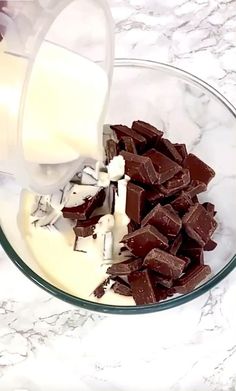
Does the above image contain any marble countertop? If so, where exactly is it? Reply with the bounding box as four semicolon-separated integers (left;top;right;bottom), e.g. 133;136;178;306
1;0;236;390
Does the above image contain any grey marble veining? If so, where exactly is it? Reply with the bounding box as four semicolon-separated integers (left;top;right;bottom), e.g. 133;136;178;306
1;1;236;390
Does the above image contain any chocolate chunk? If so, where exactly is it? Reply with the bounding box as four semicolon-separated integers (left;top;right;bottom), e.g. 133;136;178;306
144;248;186;279
169;233;183;255
106;139;119;163
73;214;102;238
174;143;188;161
157;138;183;164
160;194;179;206
163;169;190;190
153;273;173;288
186;180;207;198
128;220;140;233
62;188;106;220
182;247;204;265
146;189;165;207
204;239;217;251
111;277;132;296
179;256;191;270
183;153;215;186
182;204;217;246
174;265;211;294
192;195;199;204
160;169;190;196
171;192;193;214
128;269;163;305
144;149;182;184
179;237;203;262
93;278;111;299
119;136;137;154
142;204;182;239
180;237;202;249
120;151;159;185
163;204;178;216
155;285;173;301
123;224;168;257
111;124;146;152
126;182;145;224
107;258;143;275
202;202;215;217
132;120;163;145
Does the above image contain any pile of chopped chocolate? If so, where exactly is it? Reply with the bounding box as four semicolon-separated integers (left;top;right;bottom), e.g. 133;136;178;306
62;120;218;306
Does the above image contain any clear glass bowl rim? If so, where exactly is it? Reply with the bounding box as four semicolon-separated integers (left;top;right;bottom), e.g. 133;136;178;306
1;58;236;315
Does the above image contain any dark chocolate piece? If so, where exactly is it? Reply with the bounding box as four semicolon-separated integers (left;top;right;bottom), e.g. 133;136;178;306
179;238;204;265
126;182;145;224
144;248;186;279
174;143;188;161
204;239;217;251
144;149;182;184
202;202;215;217
120;151;159;185
128;269;166;305
186;180;207;198
128;220;140;233
119;136;137;154
179;256;191;270
111;278;132;296
169;233;183;255
142;203;182;239
63;189;106;220
163;204;178;216
174;265;211;294
107;258;143;275
181;247;204;265
183;153;215;186
146;189;165;207
192;195;199;204
111;124;146;152
73;215;102;238
171;192;193;214
157;138;183;164
93;278;111;299
182;204;217;246
160;169;190;196
62;188;106;220
132;120;163;145
155;285;173;301
106;139;119;163
122;224;168;257
153;273;173;288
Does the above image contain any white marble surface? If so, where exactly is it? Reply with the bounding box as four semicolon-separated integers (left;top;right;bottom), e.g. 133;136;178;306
1;0;236;390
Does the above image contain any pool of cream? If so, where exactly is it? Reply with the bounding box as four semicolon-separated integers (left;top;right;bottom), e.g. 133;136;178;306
17;186;135;306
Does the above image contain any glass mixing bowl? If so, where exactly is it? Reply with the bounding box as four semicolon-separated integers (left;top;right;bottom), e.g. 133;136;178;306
0;59;236;314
